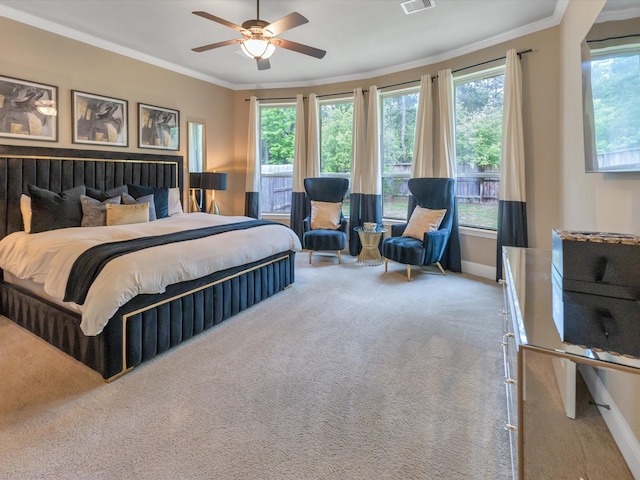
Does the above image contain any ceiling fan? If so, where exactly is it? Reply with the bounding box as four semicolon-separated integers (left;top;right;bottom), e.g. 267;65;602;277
191;0;326;71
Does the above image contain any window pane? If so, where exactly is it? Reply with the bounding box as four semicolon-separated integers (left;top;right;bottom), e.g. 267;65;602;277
320;101;353;174
260;105;295;214
455;74;504;230
591;52;640;167
381;91;418;220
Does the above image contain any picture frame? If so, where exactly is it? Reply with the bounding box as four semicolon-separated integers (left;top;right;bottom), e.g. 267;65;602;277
0;74;58;142
72;90;128;146
138;103;179;150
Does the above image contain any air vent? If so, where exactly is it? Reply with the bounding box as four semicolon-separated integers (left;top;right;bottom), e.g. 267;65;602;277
401;0;435;15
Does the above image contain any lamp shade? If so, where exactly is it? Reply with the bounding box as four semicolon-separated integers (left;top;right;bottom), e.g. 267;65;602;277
200;172;227;191
189;172;202;189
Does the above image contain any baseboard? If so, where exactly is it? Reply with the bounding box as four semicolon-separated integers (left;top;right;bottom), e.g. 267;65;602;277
579;364;640;478
461;260;495;280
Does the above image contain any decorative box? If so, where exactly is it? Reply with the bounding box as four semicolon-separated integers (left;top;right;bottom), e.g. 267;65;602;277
551;229;640;356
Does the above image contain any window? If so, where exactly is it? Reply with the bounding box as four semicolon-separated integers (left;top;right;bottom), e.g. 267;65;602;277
454;67;504;230
380;88;419;219
259;103;295;214
320;98;353;213
589;44;640;168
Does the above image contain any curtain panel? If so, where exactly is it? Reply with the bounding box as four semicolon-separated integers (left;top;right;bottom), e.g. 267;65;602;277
290;94;307;241
412;74;434;178
496;49;528;280
349;86;382;256
245;96;261;218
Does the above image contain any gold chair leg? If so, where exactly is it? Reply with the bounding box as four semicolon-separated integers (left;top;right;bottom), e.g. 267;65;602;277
338;250;342;264
436;262;446;275
384;259;388;272
308;251;312;264
407;264;411;281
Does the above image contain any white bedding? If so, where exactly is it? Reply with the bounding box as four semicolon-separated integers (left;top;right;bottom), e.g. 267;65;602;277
0;213;301;336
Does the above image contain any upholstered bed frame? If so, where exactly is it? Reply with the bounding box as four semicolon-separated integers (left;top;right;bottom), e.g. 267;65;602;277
0;145;295;381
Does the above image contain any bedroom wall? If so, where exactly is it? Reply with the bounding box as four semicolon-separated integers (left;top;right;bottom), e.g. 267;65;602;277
0;16;236;211
559;0;640;441
233;26;563;272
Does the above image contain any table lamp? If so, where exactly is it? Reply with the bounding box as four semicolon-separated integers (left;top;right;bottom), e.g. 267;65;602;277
200;171;227;214
189;172;202;212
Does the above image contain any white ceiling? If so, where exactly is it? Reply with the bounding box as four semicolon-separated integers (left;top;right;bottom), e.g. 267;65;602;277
0;0;565;90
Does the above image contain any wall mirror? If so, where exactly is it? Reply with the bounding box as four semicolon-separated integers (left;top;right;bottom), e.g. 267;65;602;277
188;121;205;212
582;0;640;173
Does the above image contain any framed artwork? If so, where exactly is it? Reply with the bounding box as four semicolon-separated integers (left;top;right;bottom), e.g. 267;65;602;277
72;90;128;146
138;103;179;150
0;75;58;142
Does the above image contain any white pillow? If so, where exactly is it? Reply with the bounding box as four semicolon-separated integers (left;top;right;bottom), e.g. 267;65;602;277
310;201;341;230
402;206;447;241
20;194;32;233
168;187;183;216
106;203;150;226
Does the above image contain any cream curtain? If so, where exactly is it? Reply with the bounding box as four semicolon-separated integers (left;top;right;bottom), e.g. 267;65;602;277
349;86;382;255
496;48;528;280
412;73;434;178
245;96;260;218
437;69;455;178
306;93;321;178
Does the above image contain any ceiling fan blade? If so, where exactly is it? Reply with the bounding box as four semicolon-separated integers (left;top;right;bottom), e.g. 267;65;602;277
257;58;271;71
263;12;308;36
274;38;326;59
192;39;241;53
192;11;245;33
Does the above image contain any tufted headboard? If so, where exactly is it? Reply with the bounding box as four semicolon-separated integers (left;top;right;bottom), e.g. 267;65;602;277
0;145;183;240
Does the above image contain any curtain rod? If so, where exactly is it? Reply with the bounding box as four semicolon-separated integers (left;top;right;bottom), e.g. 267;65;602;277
587;34;640;43
247;48;532;101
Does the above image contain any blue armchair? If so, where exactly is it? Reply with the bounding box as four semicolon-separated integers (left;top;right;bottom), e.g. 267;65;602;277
303;177;349;264
382;178;455;280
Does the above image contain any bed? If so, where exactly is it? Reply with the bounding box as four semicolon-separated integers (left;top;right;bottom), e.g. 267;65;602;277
0;145;299;381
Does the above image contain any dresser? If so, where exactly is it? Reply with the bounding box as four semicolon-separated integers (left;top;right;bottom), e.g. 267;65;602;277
501;246;640;479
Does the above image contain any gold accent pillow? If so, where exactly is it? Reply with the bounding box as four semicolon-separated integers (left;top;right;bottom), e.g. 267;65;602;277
402;206;447;241
310;201;342;230
106;203;150;226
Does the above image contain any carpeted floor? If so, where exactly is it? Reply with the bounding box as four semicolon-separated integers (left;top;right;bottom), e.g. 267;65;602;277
0;253;630;479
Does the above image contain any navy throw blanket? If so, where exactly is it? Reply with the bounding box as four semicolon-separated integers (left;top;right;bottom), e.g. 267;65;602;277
64;219;276;305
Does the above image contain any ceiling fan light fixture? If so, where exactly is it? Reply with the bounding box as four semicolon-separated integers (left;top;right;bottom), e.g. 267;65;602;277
241;38;275;59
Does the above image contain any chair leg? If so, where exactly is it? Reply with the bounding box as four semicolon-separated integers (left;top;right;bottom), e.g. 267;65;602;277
436;262;446;275
338;250;342;264
308;251;313;264
406;264;411;281
384;258;388;272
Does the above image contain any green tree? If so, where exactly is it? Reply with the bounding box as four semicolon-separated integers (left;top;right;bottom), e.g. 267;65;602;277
455;75;504;169
260;106;296;165
591;54;640;153
321;102;353;173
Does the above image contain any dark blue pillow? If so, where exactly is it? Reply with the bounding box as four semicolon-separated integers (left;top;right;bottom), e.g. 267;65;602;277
127;184;169;219
86;185;128;202
28;184;86;233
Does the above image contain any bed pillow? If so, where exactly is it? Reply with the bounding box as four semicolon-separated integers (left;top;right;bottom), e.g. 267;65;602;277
20;194;32;233
127;184;169;219
86;185;128;202
402;206;447;241
81;195;121;227
105;203;150;226
310;201;342;230
168;187;183;216
28;184;86;234
122;193;157;221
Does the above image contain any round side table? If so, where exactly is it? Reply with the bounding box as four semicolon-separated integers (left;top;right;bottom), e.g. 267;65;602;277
354;226;387;266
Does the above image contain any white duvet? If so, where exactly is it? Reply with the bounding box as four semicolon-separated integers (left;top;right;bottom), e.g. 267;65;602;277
0;213;301;336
